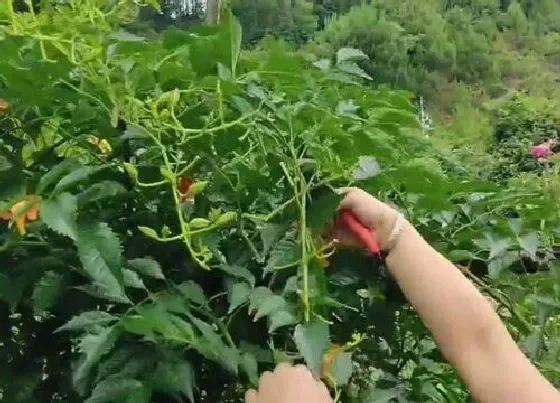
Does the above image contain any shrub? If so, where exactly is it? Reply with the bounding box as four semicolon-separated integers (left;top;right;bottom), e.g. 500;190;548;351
0;1;558;402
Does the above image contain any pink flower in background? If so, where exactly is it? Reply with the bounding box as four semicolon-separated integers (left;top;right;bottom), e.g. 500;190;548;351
530;139;556;159
530;144;553;158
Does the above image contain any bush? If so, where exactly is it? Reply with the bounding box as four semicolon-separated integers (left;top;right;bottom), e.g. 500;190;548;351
489;93;560;179
0;1;559;402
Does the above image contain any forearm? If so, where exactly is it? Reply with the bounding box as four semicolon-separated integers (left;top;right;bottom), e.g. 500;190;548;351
385;222;498;360
385;221;558;402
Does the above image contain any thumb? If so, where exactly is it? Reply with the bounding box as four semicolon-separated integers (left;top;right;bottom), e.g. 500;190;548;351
245;389;258;403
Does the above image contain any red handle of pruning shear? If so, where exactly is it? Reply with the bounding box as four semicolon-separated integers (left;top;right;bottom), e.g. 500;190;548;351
338;210;381;256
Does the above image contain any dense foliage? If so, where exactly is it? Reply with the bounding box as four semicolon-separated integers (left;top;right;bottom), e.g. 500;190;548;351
0;1;559;403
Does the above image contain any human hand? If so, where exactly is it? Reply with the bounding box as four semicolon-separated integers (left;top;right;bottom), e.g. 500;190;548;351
245;363;333;403
333;187;400;251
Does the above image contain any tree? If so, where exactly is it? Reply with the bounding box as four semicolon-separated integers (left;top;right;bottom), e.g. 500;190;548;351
232;0;317;44
506;0;530;38
206;0;220;24
320;1;456;94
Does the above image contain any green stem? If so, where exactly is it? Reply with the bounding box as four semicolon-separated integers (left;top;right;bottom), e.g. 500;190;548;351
300;180;310;322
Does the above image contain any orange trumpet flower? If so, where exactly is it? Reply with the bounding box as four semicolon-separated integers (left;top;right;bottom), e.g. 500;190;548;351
0;195;40;235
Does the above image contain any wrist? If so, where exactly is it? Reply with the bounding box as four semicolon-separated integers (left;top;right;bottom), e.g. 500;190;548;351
385;219;416;259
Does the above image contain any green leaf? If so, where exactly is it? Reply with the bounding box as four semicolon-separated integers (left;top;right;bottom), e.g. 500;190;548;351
524;328;543;360
489;238;512;260
190;316;239;374
53;166;104;195
307;190;344;233
269;308;298;333
177;281;207;305
85;377;147;403
240;352;259;386
331;352;353;386
488;251;518;278
109;30;145;42
293;321;330;377
122;124;150;140
249;287;274;313
266;234;300;271
228;282;252;314
519;231;539;260
127;258;165;280
41;193;79;241
254;295;286;322
74;327;120;395
353;156;381;181
259;222;289;256
78;181;126;206
219;264;256;288
37;159;81;194
57;311;120;333
76;222;128;302
336;48;369;64
152;360;195;403
123;269;146;290
32;271;65;313
227;12;242;76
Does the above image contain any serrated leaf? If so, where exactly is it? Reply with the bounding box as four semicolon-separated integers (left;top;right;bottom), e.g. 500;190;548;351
331;352;353;386
219;264;255;288
307;191;344;233
249;287;274;313
76;222;127;302
190;316;239;374
152;360;195;402
85;378;146;403
53;166;104;195
337;62;372;80
519;231;539;260
336;48;368;64
123;269;146;290
127;258;165;280
78;181;126;206
266;234;300;271
353;156;381;181
240;352;259;386
228;282;252;314
122;124;150;140
488;251;518;278
37;159;81;194
259;222;289;256
40;193;78;240
178;281;207;305
294;321;330;377
109;30;145;42
32;270;65;313
254;295;286;322
269;308;298;333
313;59;331;70
489;238;512;260
57;311;120;333
74;327;120;395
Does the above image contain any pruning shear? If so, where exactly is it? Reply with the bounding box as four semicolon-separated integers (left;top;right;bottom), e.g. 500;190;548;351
337;210;382;256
